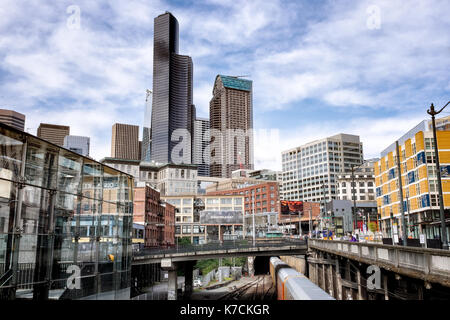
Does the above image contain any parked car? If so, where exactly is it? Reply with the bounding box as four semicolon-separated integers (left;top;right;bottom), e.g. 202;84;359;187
193;279;202;287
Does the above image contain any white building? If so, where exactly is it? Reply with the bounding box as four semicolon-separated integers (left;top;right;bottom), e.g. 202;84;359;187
63;135;90;157
281;133;364;203
336;158;378;202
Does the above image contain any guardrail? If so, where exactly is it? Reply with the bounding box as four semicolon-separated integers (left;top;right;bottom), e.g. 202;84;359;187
308;239;450;286
133;239;307;258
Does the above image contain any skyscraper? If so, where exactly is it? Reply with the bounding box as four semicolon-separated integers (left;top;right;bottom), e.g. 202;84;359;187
193;117;210;176
209;75;254;178
37;123;70;146
0;109;25;131
63;135;90;157
111;123;140;160
141;89;152;162
150;12;194;165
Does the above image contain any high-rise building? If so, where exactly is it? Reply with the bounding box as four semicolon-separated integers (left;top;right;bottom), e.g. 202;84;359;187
141;89;152;162
281;134;363;203
209;75;254;178
150;12;194;164
63;135;90;157
375;119;450;242
111;123;140;160
0;109;25;131
193;117;210;176
37;123;70;146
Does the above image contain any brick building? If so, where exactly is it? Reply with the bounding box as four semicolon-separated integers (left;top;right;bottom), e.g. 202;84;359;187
207;181;279;215
133;185;175;248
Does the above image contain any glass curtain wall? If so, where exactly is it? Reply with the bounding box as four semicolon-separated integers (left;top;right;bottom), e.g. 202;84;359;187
0;124;133;300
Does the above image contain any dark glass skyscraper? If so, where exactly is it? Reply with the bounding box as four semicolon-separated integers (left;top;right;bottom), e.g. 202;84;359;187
150;12;194;164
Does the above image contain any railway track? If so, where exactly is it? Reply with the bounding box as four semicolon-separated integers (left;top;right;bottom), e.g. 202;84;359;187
218;276;264;300
218;275;275;301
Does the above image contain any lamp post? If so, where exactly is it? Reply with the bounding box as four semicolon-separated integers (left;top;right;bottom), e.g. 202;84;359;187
351;163;363;233
427;101;450;250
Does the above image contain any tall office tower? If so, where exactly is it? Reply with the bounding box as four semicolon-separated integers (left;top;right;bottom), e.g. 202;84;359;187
111;123;140;160
150;12;194;164
0;109;25;131
209;75;254;178
63;135;90;157
141;89;152;162
281;134;363;203
37;123;70;146
193;117;210;176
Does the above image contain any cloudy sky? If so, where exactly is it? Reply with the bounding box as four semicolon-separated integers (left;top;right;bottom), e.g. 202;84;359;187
1;0;449;170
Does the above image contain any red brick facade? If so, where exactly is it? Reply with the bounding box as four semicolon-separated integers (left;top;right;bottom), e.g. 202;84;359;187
207;181;279;215
133;186;175;248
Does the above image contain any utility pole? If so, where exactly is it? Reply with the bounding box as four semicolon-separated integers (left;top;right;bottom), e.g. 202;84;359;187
252;190;256;246
395;141;408;246
427;102;450;250
351;164;357;232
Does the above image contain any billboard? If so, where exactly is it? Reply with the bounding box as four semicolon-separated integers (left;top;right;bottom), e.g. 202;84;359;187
199;210;243;224
280;200;303;215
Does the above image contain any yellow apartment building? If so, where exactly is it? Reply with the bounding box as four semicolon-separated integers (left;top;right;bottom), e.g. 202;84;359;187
375;119;450;243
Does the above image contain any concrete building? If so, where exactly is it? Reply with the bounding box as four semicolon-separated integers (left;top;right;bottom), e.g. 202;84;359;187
209;75;254;178
281;133;363;202
375;119;450;243
150;12;194;164
0;109;25;131
63;135;90;157
101;158;140;182
193;117;210;177
162;194;244;244
37;123;70;146
111;123;140;160
336;159;378;202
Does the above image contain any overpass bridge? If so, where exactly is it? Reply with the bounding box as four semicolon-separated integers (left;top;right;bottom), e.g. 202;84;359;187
307;239;450;300
131;239;307;300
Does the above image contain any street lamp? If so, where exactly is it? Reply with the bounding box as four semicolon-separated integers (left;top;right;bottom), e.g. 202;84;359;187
351;163;363;233
427;101;450;250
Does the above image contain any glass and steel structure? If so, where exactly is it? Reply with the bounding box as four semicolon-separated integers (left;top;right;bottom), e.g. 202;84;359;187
0;123;134;300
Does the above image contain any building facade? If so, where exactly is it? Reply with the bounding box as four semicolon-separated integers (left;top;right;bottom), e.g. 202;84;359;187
209;75;254;178
111;123;140;161
63;135;90;157
37;123;70;146
133;185;175;248
0;109;25;131
0;122;134;300
193;117;210;177
150;12;194;164
142;89;152;162
162;195;244;244
281;134;363;202
336;159;377;202
206;181;279;216
375;120;450;243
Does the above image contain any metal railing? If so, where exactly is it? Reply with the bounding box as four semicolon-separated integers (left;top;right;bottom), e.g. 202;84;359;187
133;238;307;258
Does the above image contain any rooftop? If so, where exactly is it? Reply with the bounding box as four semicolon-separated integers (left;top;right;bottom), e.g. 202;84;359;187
218;75;252;92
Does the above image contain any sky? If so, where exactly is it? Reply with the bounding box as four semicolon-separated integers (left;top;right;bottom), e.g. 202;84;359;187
0;0;449;171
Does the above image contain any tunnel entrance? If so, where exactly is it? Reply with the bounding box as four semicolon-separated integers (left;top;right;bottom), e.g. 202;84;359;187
254;256;270;275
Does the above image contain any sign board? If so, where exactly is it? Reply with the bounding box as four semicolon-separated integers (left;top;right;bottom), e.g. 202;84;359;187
419;234;426;244
161;258;172;268
393;234;399;243
280;200;303;215
199;210;243;224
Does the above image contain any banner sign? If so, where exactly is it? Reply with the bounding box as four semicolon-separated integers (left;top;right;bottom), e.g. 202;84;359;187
280;200;303;215
199;210;243;224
